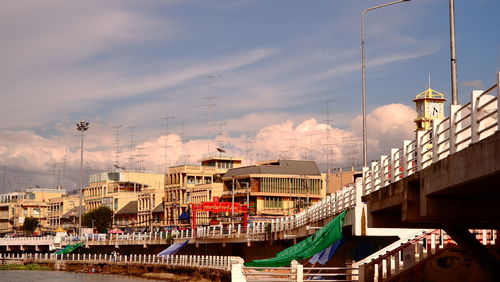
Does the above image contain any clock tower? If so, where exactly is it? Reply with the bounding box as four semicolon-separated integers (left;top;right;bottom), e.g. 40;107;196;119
413;87;446;131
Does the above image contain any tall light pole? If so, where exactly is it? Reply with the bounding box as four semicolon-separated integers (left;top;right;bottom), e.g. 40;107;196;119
449;0;459;105
361;0;411;167
76;121;89;236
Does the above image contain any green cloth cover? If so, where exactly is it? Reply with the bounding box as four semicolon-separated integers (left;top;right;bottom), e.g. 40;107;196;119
56;242;84;254
244;210;346;267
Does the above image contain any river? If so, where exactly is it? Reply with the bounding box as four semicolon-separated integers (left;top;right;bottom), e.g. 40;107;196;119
0;270;163;281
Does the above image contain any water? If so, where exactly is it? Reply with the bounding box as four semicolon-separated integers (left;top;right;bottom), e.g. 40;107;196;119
0;270;163;282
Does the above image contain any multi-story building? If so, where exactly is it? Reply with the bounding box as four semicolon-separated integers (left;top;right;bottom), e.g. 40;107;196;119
47;194;80;229
115;200;138;228
137;185;164;229
0;188;67;233
83;171;164;222
164;153;242;226
221;160;326;217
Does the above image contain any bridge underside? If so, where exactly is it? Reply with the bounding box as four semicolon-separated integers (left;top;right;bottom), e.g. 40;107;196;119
363;131;500;229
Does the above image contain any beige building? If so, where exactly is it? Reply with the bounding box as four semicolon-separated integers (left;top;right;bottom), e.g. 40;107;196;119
83;171;164;225
164;153;242;226
0;188;66;233
221;160;326;217
326;169;361;194
47;194;80;230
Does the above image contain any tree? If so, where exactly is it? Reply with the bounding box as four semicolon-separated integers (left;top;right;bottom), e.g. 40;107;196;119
22;217;39;236
83;206;113;233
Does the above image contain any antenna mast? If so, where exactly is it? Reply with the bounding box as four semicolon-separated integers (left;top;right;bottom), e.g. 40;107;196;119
113;125;123;168
162;116;174;173
127;127;136;170
203;75;220;154
323;99;334;173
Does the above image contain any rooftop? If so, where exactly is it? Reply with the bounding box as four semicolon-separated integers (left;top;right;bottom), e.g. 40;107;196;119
222;160;321;178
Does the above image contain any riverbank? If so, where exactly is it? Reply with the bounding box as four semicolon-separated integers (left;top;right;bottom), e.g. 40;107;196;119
0;258;230;281
0;263;50;270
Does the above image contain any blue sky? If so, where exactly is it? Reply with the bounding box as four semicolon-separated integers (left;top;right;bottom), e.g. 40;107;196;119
0;0;498;190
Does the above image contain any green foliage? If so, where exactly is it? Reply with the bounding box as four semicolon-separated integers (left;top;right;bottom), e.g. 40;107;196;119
83;206;114;233
22;217;39;235
0;263;50;270
165;234;174;244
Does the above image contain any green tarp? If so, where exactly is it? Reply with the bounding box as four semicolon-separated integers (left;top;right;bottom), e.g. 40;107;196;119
244;210;346;267
55;242;84;255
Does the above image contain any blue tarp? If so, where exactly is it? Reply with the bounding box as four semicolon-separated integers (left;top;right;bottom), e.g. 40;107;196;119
309;238;345;265
178;211;190;220
158;240;189;256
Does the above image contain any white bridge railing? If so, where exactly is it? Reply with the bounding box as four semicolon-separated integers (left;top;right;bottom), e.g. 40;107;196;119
0;252;241;271
354;229;497;282
0;236;54;246
363;72;499;195
196;184;356;239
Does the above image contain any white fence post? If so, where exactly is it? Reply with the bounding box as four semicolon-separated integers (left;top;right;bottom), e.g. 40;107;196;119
449;104;461;154
471;91;482;143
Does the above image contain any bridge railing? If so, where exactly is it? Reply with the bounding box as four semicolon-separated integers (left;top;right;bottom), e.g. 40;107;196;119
194;184;357;240
234;260;359;282
0;252;241;271
356;229;497;282
0;236;54;245
363;72;499;195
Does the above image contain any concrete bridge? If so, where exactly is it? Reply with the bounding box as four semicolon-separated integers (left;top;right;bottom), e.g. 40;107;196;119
361;72;500;280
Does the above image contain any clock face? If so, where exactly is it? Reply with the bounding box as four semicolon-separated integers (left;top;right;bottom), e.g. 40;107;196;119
425;102;443;117
416;103;424;117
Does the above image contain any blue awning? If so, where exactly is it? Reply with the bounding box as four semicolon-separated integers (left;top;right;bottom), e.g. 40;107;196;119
158;240;189;256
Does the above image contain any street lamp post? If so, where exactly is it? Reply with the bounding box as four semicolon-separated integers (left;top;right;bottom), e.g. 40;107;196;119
76;121;89;236
361;0;411;167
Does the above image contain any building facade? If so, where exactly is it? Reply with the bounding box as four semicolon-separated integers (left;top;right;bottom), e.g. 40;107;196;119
83;170;164;213
0;188;66;233
47;194;80;229
221;160;326;217
164;153;242;226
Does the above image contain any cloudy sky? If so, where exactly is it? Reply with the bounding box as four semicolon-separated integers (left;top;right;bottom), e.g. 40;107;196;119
0;0;499;191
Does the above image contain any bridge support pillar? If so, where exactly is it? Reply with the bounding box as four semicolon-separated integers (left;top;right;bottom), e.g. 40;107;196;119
444;227;500;281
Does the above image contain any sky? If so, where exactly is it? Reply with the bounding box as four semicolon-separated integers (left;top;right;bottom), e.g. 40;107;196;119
0;0;499;192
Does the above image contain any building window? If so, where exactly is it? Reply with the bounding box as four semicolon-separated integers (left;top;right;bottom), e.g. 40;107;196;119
114;198;118;210
264;197;282;209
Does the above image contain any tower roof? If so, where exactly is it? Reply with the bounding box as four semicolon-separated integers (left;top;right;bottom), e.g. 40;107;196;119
413;88;447;102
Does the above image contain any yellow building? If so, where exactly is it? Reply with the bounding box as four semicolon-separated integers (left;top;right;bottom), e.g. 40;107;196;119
164;153;242;226
83;171;164;223
221;160;326;217
0;188;67;233
47;194;80;230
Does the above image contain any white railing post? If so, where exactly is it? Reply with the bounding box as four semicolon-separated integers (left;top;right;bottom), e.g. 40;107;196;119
362;166;369;195
390;148;398;183
497;72;500;132
416;131;425;171
449;104;461;154
402;140;411;177
471;90;482;143
432;118;442;163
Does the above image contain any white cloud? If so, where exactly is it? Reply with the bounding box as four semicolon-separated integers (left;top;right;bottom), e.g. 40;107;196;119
462;80;483;89
0;103;417;191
